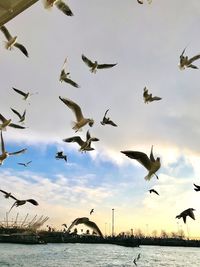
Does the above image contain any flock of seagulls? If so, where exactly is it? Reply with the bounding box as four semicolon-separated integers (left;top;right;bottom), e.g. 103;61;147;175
0;0;199;238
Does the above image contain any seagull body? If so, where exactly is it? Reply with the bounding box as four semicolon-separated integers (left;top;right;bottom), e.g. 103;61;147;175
176;208;195;224
121;146;160;180
63;130;99;152
143;87;162;104
60;58;80;88
90;209;94;215
17;161;32;167
43;0;73;16
0;114;26;130
82;54;117;73
11;108;26;123
194;183;200;192
55;151;67;161
59;96;94;132
149;189;159;195
179;48;200;70
0;131;27;165
100;109;117;127
0;25;28;57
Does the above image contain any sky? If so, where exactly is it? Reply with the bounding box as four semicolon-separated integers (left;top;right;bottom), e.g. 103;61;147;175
1;0;200;238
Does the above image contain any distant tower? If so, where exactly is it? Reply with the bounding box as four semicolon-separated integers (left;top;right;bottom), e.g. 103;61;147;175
112;208;115;237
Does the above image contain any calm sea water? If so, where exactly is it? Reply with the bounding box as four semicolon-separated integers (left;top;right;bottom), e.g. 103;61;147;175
0;244;199;267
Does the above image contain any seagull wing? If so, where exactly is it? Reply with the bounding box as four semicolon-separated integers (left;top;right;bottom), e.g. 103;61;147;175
59;97;84;122
194;183;200;190
188;209;195;220
14;43;29;57
26;161;32;165
26;199;39;206
151;96;162;101
8;201;17;213
152;189;159;195
180;47;186;58
97;63;117;69
17;163;25;166
11;108;22;119
0;25;12;40
137;0;143;4
0;189;9;195
121;150;151;170
188;54;200;64
9;123;26;129
149;145;155;162
62;77;80;88
9;148;27;156
86;130;91;141
107;120;117;126
0;113;6;123
82;54;94;68
12;87;27;97
0;131;5;153
63;136;84;146
55;0;73;16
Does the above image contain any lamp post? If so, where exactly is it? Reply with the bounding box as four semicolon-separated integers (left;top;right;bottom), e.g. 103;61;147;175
112;208;115;237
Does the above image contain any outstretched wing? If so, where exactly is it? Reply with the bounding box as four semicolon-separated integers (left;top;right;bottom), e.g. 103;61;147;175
62;77;80;88
188;209;195;220
82;54;94;68
149;145;155;162
121;150;151;170
63;136;84;146
59;96;84;122
151;96;162;101
11;108;22;119
9;123;26;129
26;199;39;206
0;25;12;40
0;113;6;123
188;54;200;64
12;87;27;97
107;120;117;127
14;43;29;57
8;201;17;213
97;63;117;69
137;0;143;4
0;131;5;153
55;0;74;16
9;148;27;156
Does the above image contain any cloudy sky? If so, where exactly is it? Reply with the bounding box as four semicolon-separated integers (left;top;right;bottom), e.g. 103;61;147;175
1;0;200;238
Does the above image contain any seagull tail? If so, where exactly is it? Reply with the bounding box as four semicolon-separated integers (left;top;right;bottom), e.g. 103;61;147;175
42;0;52;9
71;121;82;132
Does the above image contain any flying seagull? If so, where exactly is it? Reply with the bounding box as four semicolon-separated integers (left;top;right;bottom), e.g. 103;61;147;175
10;108;26;123
0;114;26;131
12;87;38;101
100;109;117;127
121;146;161;180
176;208;195;224
90;209;94;215
0;25;28;57
59;58;80;88
62;223;68;228
55;151;67;162
59;96;94;132
82;54;117;73
133;253;141;266
179;48;200;70
8;197;38;213
17;161;32;167
43;0;73;16
143;87;162;104
149;189;159;195
63;130;99;152
137;0;152;4
0;131;27;165
194;183;200;192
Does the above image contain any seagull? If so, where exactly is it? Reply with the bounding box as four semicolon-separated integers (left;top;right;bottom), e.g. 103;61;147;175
62;223;68;228
8;197;38;213
179;48;200;70
90;209;94;215
17;161;32;167
55;151;67;162
194;183;200;192
59;58;80;88
59;96;94;132
0;25;28;57
0;114;26;131
0;189;12;199
137;0;152;4
10;108;26;123
149;189;159;195
63;130;99;152
121;146;160;180
133;253;141;266
176;208;195;224
143;87;162;104
82;54;117;73
12;87;38;101
0;131;27;165
43;0;73;16
100;109;117;127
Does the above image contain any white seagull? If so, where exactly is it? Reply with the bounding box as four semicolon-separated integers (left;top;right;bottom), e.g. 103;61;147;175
0;131;27;166
59;96;94;132
121;146;161;180
0;25;28;57
143;87;162;104
0;114;26;130
59;58;80;88
10;108;26;123
82;54;117;73
43;0;73;16
179;48;200;70
12;87;38;101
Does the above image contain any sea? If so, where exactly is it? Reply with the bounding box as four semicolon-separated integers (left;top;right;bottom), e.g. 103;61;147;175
0;244;199;267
